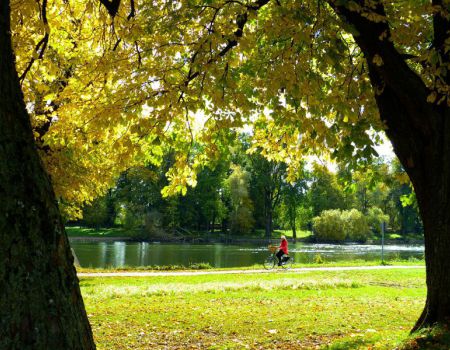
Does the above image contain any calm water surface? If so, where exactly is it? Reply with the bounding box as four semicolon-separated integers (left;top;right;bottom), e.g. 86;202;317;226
70;241;424;268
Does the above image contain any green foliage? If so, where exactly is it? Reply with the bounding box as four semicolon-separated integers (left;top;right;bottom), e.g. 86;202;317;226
224;164;254;234
313;253;324;264
75;145;422;240
81;196;113;229
367;207;390;235
313;209;346;242
308;165;350;217
297;206;314;230
313;208;370;242
342;209;371;242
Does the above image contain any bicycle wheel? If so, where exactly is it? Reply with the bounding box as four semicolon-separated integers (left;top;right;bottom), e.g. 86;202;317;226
263;255;276;270
280;256;294;270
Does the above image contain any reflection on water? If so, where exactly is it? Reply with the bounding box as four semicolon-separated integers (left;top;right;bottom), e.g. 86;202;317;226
70;241;424;269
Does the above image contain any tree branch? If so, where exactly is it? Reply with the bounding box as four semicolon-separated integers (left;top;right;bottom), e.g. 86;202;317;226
99;0;121;17
127;0;136;20
19;0;49;83
432;0;450;85
180;0;270;96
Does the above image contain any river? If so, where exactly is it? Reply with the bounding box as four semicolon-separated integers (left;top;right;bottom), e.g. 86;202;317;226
70;241;424;268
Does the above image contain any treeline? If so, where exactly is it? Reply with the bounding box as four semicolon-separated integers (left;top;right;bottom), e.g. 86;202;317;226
75;138;422;242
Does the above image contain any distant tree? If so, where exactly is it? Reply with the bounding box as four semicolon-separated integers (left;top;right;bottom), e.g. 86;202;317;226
224;165;254;235
307;165;350;217
82;195;112;229
278;169;309;242
367;207;390;236
248;153;285;239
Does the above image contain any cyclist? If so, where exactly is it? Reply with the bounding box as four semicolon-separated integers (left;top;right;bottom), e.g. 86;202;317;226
276;235;289;266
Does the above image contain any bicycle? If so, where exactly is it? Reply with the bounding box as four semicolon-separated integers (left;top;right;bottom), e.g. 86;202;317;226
263;245;293;270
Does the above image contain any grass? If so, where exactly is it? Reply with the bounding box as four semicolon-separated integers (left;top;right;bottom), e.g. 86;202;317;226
66;226;314;240
274;229;312;239
76;257;425;273
80;267;426;349
66;226;134;238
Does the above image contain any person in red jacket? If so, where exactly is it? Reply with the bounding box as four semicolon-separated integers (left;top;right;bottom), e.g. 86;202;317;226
276;235;289;266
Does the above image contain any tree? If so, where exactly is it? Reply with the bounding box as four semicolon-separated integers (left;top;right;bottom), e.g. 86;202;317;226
224;165;255;234
10;0;450;334
248;153;285;239
0;1;95;348
278;168;309;242
307;164;350;217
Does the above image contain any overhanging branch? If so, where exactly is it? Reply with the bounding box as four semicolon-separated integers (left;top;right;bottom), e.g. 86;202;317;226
180;0;270;97
19;0;49;83
99;0;121;17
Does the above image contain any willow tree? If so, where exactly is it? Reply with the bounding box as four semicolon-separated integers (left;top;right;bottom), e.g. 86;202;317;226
3;1;450;348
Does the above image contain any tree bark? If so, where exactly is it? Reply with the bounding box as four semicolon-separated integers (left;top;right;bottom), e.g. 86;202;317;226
264;190;272;239
329;0;450;330
0;2;96;349
291;216;297;243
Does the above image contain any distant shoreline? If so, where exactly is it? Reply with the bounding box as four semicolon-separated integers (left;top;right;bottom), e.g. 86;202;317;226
68;235;424;245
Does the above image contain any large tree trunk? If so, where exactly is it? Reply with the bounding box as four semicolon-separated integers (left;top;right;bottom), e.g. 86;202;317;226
330;0;450;330
0;2;96;349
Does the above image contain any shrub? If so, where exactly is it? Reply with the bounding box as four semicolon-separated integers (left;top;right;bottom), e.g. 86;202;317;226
313;253;324;264
342;209;371;242
312;209;346;241
312;208;371;242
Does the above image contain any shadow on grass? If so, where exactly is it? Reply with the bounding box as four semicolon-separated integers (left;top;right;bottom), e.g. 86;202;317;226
326;337;375;350
399;325;450;350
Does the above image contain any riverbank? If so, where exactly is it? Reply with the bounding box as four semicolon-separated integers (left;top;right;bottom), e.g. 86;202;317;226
80;267;428;349
67;226;424;245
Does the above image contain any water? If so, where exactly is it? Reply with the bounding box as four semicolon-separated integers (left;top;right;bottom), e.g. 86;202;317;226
70;241;424;268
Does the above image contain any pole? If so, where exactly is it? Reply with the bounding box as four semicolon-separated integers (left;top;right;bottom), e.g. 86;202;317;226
381;221;385;264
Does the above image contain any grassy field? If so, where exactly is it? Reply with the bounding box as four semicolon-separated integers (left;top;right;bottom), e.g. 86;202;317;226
76;258;425;273
81;268;426;349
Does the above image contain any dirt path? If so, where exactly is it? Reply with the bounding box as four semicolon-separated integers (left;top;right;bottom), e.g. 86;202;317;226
78;265;424;277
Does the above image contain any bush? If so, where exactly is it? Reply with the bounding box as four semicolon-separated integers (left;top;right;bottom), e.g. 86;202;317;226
312;208;371;242
312;209;346;241
342;209;371;242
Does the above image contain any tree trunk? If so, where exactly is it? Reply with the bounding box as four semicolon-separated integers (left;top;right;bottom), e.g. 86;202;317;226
0;2;96;349
330;0;450;330
211;211;216;234
291;217;297;243
264;190;272;239
412;189;450;330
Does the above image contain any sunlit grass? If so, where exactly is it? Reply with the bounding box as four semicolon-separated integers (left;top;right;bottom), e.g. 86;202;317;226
66;226;132;237
81;268;425;349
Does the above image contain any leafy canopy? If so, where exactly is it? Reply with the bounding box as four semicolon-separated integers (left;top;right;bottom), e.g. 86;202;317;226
11;0;438;217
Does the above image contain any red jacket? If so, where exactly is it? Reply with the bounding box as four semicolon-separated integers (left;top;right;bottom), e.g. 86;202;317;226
279;239;288;254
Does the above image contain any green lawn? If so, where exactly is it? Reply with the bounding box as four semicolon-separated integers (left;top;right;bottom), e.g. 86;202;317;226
66;226;134;238
81;268;426;349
